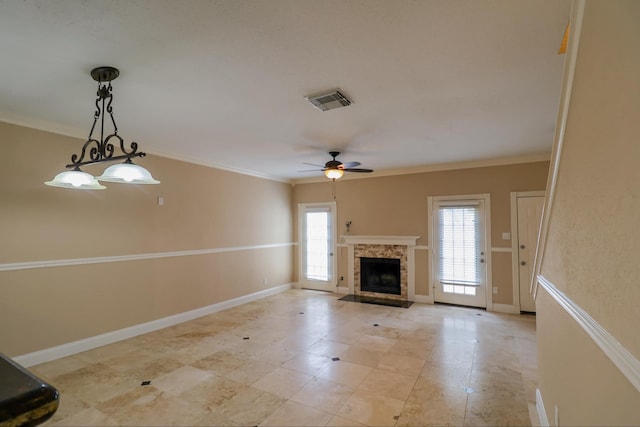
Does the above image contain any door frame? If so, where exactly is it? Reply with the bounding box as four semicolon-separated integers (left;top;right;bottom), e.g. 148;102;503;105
510;191;545;311
297;201;337;292
428;193;492;310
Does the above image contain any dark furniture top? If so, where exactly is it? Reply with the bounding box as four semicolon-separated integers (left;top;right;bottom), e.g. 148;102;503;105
0;353;59;427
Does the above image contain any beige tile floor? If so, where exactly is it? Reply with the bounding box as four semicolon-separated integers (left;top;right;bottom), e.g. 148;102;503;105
32;290;539;426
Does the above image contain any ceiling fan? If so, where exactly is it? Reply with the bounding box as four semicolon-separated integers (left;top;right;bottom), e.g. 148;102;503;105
302;151;374;180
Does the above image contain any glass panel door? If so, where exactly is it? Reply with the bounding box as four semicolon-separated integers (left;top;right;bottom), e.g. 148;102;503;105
432;198;488;307
299;203;336;292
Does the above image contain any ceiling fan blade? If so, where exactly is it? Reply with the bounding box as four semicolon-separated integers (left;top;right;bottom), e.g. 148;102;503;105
303;162;325;168
298;169;325;172
341;161;361;169
343;168;374;173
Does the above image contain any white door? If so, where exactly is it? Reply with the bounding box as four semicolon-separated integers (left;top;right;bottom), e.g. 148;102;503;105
432;197;489;308
517;196;544;312
299;203;337;292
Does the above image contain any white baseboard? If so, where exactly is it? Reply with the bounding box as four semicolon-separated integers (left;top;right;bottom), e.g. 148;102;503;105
336;286;349;295
536;388;550;427
13;283;293;367
412;295;432;304
491;303;521;314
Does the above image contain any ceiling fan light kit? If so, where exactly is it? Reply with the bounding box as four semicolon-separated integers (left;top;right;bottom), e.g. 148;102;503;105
324;168;344;180
303;150;373;180
45;66;159;190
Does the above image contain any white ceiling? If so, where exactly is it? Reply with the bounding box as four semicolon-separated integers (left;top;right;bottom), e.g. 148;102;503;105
0;0;571;182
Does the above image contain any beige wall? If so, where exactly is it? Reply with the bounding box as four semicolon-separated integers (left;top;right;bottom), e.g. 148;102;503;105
292;161;549;303
536;1;640;425
0;122;293;357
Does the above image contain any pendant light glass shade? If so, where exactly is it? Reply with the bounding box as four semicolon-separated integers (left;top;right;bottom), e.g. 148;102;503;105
324;168;344;180
96;160;160;184
45;169;106;190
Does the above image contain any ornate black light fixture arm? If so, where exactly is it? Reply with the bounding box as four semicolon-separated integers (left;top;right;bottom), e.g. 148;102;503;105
65;67;146;169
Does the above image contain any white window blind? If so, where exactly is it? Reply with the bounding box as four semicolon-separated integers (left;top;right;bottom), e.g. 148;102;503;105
438;205;481;286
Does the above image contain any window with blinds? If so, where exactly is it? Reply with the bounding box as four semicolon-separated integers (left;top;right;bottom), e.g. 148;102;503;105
438;204;481;295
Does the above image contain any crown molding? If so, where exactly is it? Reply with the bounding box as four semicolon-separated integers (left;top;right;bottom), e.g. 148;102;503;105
0;113;86;142
1;115;550;186
292;152;551;185
148;149;290;183
0;116;290;184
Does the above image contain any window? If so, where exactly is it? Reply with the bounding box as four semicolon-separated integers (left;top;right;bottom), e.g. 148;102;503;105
305;211;330;281
438;204;481;295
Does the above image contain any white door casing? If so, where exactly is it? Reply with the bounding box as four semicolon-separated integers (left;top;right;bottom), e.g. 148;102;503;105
517;195;545;312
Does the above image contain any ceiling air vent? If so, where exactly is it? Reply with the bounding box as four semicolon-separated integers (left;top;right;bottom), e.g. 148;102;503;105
305;89;352;112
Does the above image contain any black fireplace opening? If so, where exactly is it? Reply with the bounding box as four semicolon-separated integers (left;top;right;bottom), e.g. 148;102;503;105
360;257;401;295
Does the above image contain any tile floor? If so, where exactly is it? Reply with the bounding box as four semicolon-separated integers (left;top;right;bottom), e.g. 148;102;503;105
32;290;539;426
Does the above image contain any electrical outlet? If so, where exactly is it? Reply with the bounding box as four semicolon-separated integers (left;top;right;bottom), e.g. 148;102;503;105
340;276;344;281
262;277;267;286
493;287;498;294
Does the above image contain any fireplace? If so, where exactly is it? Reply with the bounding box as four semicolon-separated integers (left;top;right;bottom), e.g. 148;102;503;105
360;257;401;295
341;235;419;302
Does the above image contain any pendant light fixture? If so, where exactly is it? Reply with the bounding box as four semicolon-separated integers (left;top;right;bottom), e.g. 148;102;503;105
45;66;159;189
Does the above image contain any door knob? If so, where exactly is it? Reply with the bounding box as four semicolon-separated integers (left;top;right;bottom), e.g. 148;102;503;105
520;244;526;249
329;253;334;256
521;261;526;266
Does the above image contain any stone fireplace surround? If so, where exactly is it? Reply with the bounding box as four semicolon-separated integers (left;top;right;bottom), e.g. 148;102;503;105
341;235;420;301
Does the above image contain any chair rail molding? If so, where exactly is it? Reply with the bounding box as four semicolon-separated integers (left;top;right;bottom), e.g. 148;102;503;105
0;242;295;272
538;275;640;393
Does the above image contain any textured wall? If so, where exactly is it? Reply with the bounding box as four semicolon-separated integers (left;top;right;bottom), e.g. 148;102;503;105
0;122;293;356
536;1;640;425
539;0;640;356
292;161;549;303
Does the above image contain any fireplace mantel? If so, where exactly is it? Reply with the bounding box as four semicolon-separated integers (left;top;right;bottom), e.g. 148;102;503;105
340;235;420;301
341;235;420;246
